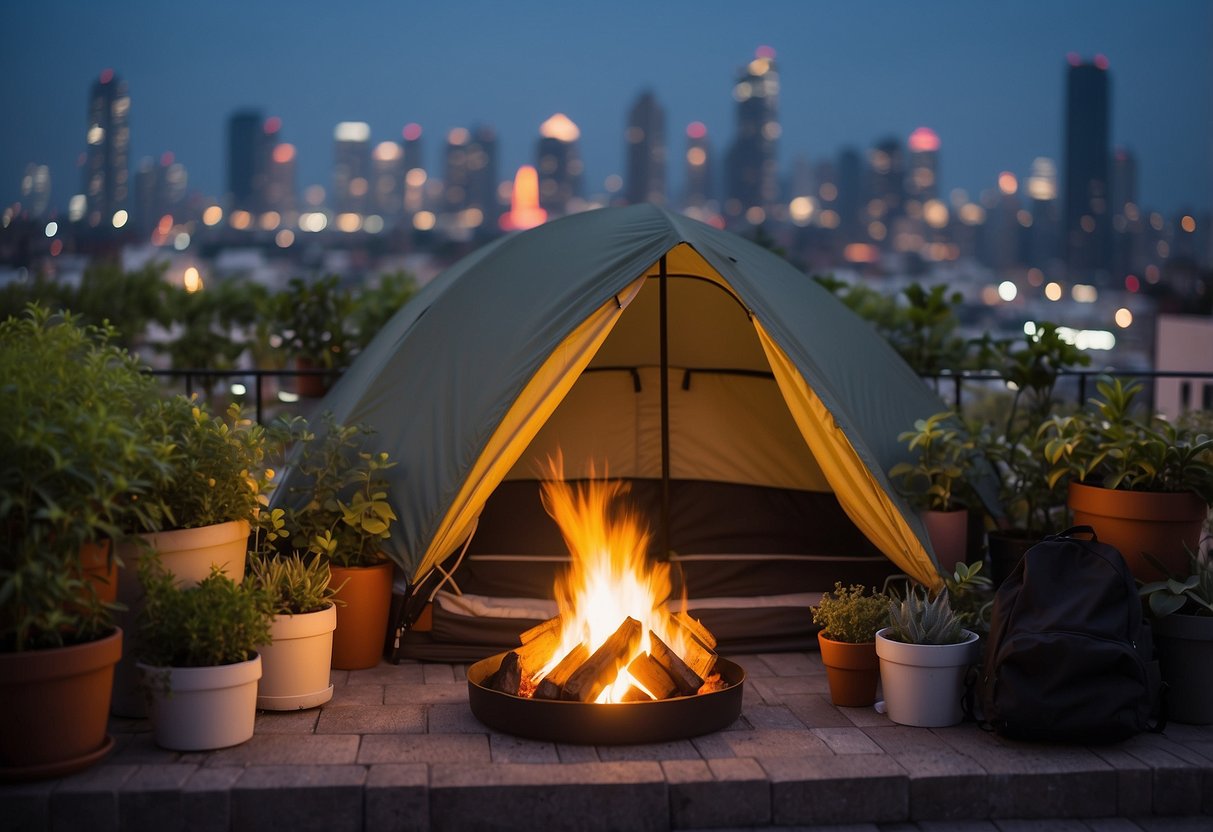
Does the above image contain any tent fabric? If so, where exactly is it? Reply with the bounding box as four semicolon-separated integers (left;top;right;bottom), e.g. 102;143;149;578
282;204;959;598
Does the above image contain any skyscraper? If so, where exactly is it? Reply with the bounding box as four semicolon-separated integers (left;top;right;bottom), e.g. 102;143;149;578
623;90;666;206
866;136;906;232
332;122;371;215
82;69;130;227
372;140;405;218
227;110;267;213
682;122;713;213
134;152;187;234
466;124;500;227
724;47;780;224
905;127;941;206
1026;156;1061;268
1063;55;1112;282
1111;147;1140;280
20;164;51;218
402;124;426;214
536;113;583;216
265;142;298;216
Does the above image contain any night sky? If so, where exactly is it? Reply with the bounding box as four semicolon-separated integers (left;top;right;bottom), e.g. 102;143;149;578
2;0;1210;215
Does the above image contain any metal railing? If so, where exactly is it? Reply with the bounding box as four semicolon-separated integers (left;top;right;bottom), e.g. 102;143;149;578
147;367;341;425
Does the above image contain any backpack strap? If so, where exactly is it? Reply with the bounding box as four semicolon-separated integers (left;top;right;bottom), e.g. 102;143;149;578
1049;525;1097;541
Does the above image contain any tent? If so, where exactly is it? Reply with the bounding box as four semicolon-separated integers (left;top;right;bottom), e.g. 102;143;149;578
290;204;960;657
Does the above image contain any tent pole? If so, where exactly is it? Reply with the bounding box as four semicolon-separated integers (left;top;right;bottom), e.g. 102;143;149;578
659;255;671;560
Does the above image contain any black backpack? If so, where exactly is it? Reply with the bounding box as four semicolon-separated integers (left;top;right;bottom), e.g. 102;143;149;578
978;526;1164;743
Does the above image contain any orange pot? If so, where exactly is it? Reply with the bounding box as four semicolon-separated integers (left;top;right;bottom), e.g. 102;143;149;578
1068;481;1207;582
79;539;118;605
330;561;394;670
817;632;880;707
924;508;969;575
0;627;122;781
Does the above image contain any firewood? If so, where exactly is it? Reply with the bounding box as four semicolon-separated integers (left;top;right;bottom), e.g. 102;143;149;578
514;620;564;679
674;610;717;649
533;643;590;700
649;629;703;696
669;627;717;681
626;652;678;700
621;685;653;702
562;617;642;703
520;615;562;644
486;651;522;695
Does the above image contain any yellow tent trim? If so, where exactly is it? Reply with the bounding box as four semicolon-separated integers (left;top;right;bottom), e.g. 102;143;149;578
754;321;942;590
413;275;648;582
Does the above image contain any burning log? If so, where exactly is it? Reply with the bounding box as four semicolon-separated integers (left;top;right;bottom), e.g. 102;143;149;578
674;611;717;650
626;652;678;700
486;651;523;695
515;619;565;679
649;629;703;696
533;643;590;700
621;685;654;702
562;617;642;703
668;620;718;681
520;616;562;644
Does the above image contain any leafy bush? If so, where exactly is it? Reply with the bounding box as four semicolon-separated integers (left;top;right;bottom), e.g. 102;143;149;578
889;412;977;511
811;582;889;643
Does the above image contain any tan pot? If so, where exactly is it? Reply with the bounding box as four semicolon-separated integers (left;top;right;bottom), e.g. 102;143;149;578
1068;481;1208;582
330;562;393;670
112;518;251;717
257;603;337;710
0;627;122;781
139;654;261;751
924;508;969;575
817;632;880;707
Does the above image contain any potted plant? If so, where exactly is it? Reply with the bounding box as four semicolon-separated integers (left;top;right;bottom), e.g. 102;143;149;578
112;396;273;715
875;585;980;727
1139;548;1213;724
811;583;889;707
284;416;398;670
136;559;272;750
890;411;978;574
270;275;355;397
247;508;342;709
1042;377;1213;581
974;323;1088;584
0;305;170;779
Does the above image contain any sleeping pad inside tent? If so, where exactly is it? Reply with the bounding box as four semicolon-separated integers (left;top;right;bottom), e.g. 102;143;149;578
278;205;964;662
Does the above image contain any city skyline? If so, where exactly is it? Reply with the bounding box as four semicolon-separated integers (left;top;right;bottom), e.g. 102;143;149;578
2;1;1211;217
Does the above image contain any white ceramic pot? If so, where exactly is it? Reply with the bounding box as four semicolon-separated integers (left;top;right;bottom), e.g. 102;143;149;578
875;627;979;727
138;654;261;751
112;519;251;718
257;604;337;710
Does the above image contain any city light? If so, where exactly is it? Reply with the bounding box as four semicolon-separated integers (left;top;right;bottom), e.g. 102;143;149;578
1115;308;1133;328
364;215;386;233
908;127;941;153
1045;282;1063;301
686;121;707;139
183;266;203;293
202;206;223;226
789;196;815;225
923;200;949;229
413;211;437;231
998;281;1018;302
686;147;706;166
299;212;328;232
335;213;362;232
998;172;1018;195
745;206;766;225
500;167;546;231
276;229;295;247
44;221;58;237
604;174;622;193
1057;327;1115;351
1181;215;1196;233
1072;284;1098;303
335;121;370;142
173;232;190;250
272;144;296;164
230;383;247;396
230;210;252;230
1125;275;1140;292
260;211;281;231
402;123;422;142
112;209;128;229
69;195;86;222
539;113;580;142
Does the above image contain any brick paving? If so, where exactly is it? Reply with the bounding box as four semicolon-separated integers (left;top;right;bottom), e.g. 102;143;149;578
4;652;1212;831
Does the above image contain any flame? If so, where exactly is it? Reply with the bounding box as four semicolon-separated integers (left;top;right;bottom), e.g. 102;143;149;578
537;455;693;703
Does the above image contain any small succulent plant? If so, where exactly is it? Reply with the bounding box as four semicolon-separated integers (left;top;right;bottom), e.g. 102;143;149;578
886;585;967;645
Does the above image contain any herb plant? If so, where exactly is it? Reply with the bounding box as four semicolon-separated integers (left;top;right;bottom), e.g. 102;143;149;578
811;582;889;643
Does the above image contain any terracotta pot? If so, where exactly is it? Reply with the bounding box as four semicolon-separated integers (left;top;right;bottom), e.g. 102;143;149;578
0;627;122;781
139;654;261;751
1068;481;1208;582
924;508;969;575
986;530;1039;588
1152;613;1213;725
330;561;394;670
112;519;250;718
294;357;332;398
817;632;880;707
876;627;980;727
257;603;337;710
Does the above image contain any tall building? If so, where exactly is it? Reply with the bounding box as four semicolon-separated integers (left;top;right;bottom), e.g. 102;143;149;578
906;127;940;206
227;110;268;213
332;121;371;215
372;140;405;217
133;152;187;234
536;113;583;216
866;136;906;232
20;164;51;217
1063;55;1112;282
623;90;666;206
1026;156;1061;269
402;124;426;214
465;124;500;227
681;122;713;212
835;147;863;240
1111;147;1141;280
265;142;297;216
724;47;780;224
82;69;130;227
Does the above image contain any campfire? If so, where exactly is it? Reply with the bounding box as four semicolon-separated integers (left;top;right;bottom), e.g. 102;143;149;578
476;463;734;709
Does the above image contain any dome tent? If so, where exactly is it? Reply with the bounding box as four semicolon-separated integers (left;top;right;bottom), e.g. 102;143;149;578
282;205;964;657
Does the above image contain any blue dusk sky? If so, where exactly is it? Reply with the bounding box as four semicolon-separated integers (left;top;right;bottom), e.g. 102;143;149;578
1;0;1210;214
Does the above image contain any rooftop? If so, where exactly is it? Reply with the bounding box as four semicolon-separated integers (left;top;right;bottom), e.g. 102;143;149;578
5;651;1212;831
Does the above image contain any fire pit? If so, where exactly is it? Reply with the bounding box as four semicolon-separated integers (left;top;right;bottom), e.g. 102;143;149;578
464;462;746;744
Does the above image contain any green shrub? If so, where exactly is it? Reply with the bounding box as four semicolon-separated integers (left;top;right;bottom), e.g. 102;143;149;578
811;582;889;643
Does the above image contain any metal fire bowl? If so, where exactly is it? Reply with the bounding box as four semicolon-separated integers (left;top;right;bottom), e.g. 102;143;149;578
467;652;746;745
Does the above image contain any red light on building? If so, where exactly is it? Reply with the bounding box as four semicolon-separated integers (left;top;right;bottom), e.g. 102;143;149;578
160;152;174;167
100;68;114;84
686;121;707;140
1094;54;1109;70
908;127;940;153
264;116;282;135
1125;275;1140;293
403;123;422;141
1066;52;1081;67
756;45;776;59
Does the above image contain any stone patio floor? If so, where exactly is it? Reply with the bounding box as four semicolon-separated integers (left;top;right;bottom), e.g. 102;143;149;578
4;651;1212;831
